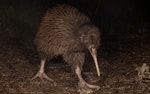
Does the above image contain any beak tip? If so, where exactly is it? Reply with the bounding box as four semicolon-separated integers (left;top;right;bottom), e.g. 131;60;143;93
97;72;100;77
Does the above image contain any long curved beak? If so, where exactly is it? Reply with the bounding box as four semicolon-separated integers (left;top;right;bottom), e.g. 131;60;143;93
89;48;100;76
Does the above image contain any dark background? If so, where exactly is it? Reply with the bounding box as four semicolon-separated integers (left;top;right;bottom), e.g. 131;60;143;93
0;0;149;40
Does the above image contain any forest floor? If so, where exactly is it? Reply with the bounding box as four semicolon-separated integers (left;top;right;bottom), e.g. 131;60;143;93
0;5;150;94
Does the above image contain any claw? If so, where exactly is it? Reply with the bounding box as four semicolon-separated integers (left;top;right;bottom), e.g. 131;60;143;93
85;83;100;90
31;72;54;81
78;80;100;89
78;80;100;94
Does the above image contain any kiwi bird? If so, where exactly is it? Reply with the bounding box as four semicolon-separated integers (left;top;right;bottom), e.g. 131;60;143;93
32;4;101;91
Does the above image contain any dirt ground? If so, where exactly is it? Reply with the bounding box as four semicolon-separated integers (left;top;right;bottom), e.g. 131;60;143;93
0;6;150;94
